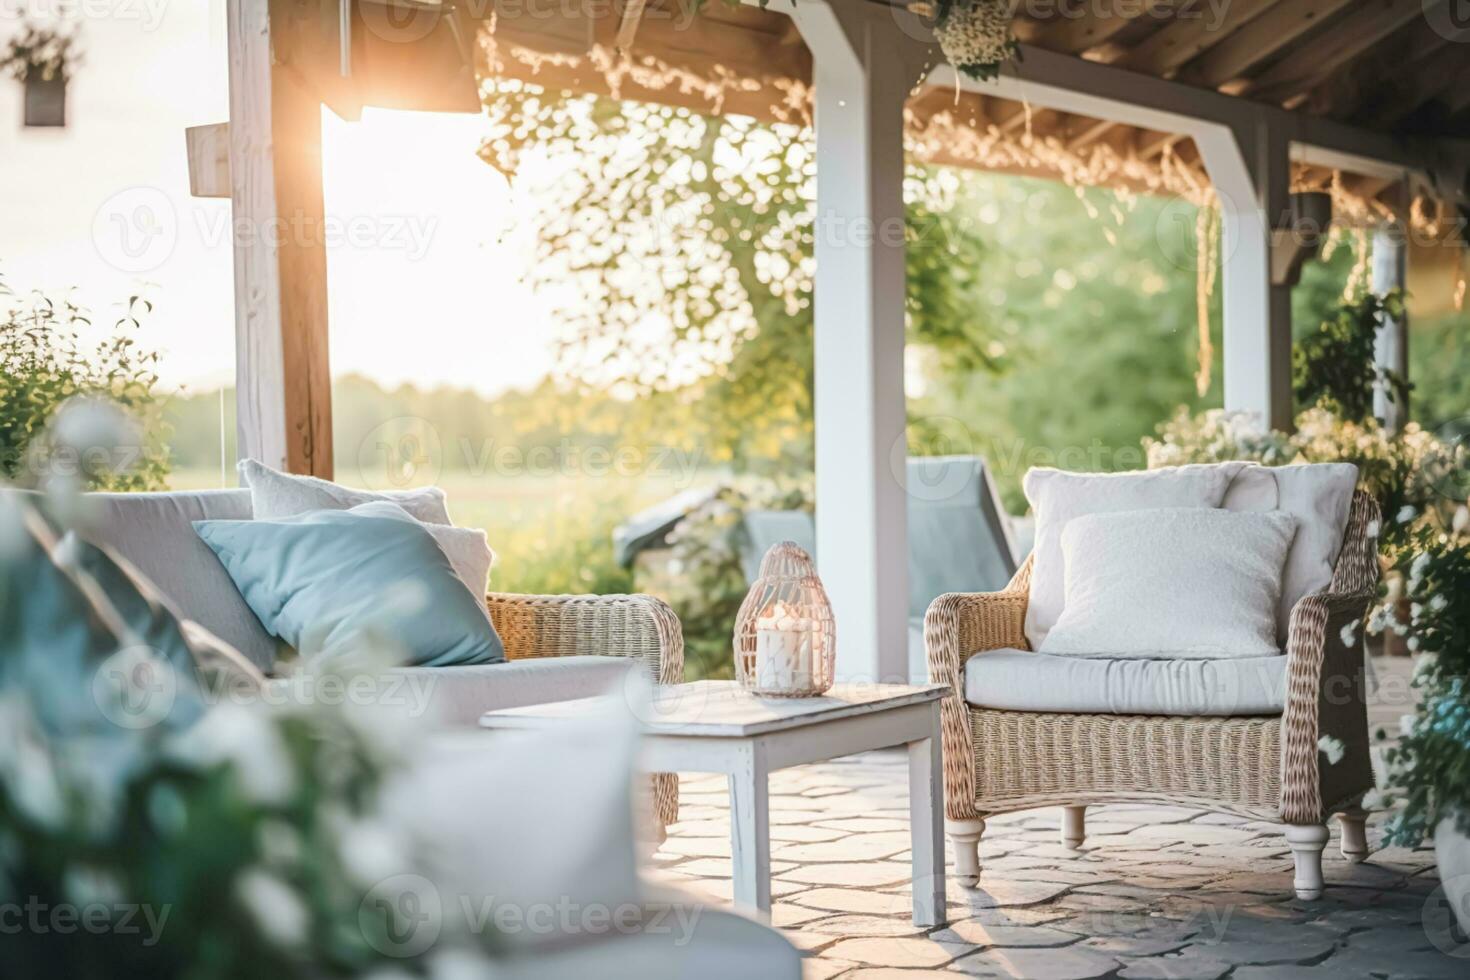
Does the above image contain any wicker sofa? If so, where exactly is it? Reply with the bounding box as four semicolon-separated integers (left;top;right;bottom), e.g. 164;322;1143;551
925;486;1380;901
11;487;683;833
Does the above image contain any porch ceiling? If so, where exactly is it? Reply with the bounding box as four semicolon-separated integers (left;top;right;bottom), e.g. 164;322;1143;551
476;0;1466;220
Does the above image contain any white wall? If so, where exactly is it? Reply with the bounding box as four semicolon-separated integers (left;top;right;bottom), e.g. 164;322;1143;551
0;2;235;391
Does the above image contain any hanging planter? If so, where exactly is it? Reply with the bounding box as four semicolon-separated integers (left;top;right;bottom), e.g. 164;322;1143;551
2;24;80;128
932;0;1021;83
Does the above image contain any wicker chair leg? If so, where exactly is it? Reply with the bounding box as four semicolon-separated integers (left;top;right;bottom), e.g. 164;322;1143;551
947;817;986;887
1337;807;1369;863
1285;824;1330;900
1061;806;1086;849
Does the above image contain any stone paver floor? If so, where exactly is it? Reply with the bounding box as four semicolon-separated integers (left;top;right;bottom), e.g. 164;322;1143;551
647;710;1465;978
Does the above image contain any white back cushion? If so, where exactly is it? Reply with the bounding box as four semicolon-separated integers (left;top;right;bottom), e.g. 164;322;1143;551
1223;462;1358;644
1040;508;1297;659
1022;464;1245;648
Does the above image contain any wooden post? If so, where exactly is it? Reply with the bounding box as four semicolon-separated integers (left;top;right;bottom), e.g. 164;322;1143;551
1372;219;1409;432
1197;119;1294;433
226;0;334;477
794;0;927;685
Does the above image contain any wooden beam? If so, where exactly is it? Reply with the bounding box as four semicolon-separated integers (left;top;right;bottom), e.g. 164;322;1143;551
1364;41;1470;128
1119;0;1279;77
615;0;648;54
185;122;231;199
1243;0;1427;104
1033;0;1175;55
226;0;333;478
1176;0;1355;89
1066;117;1118;150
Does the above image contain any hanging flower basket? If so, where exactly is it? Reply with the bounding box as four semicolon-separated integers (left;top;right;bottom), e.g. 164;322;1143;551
932;0;1021;83
734;542;836;698
2;23;80;128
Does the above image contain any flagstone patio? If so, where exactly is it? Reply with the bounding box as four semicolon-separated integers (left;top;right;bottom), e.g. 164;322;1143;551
647;660;1466;979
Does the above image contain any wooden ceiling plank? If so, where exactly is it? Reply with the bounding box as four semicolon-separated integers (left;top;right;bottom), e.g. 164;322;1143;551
1119;0;1280;77
1034;0;1177;55
1366;42;1470;126
1178;0;1355;89
615;0;648;54
1243;0;1428;103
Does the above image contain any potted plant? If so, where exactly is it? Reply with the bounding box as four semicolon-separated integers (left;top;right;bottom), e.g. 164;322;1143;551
1;23;80;127
1370;521;1470;936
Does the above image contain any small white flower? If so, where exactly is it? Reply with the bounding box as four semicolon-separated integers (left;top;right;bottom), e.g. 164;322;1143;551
1366;520;1381;540
1455;506;1470;535
337;817;408;887
1408;636;1421;652
1396;505;1417;524
1411;603;1424;624
1430;595;1448;613
1317;735;1345;766
1339;621;1358;648
170;704;296;805
1399;714;1418;738
235;868;309;948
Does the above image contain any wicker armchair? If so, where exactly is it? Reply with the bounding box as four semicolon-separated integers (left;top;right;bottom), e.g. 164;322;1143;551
925;491;1380;900
487;591;684;833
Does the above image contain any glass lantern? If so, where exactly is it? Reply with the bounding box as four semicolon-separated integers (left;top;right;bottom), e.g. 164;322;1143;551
734;542;836;697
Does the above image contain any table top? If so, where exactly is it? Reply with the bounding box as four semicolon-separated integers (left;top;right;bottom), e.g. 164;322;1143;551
479;680;947;738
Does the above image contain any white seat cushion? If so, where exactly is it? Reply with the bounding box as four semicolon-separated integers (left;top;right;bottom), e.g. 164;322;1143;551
394;655;639;727
964;649;1287;716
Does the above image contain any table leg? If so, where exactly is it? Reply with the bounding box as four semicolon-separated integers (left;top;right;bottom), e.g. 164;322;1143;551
908;726;946;927
729;746;771;917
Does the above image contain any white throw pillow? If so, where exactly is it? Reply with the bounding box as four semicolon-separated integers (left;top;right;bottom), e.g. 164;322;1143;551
1023;463;1247;648
238;459;493;598
1039;508;1297;660
239;458;452;524
1223;462;1358;644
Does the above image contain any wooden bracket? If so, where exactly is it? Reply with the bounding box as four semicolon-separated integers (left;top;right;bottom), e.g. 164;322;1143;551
185;122;232;199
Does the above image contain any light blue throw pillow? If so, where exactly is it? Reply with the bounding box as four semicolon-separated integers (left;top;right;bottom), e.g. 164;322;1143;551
193;501;504;667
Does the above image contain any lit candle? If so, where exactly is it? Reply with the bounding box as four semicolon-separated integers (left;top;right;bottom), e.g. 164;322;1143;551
755;602;814;693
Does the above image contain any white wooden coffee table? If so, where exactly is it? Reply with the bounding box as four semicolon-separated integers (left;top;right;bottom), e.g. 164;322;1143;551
480;680;948;926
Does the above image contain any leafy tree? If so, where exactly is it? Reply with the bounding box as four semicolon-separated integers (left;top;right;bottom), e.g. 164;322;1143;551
0;278;169;490
480;82;997;474
1292;288;1408;424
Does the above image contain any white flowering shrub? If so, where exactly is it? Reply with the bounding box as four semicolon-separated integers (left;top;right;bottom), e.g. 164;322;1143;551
1371;523;1470;846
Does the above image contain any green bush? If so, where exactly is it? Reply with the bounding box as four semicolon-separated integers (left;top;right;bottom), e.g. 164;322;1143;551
0;281;169;490
1371;523;1470;845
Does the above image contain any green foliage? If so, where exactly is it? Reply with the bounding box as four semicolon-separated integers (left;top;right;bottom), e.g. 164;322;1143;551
1293;288;1409;423
480;81;999;475
0;280;169;491
1373;526;1470;846
0;22;79;83
909;176;1222;511
1146;405;1453;558
1408;308;1470;433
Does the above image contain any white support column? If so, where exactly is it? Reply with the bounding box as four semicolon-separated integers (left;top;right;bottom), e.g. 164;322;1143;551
793;0;927;683
1197;120;1294;433
1372;221;1409;432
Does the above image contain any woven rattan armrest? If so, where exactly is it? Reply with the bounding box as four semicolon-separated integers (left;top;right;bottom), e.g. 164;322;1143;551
923;558;1033;821
485;592;684;685
485;592;684;830
1278;491;1381;824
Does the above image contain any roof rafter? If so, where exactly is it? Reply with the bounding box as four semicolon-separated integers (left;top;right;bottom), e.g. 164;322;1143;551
1117;0;1279;77
1243;0;1429;104
1176;0;1355;89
